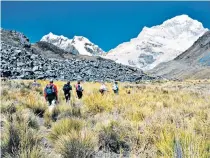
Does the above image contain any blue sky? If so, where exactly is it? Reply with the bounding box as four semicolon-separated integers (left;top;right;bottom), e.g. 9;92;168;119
2;1;210;51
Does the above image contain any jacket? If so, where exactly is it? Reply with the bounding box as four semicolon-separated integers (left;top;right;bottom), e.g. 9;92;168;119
44;83;58;100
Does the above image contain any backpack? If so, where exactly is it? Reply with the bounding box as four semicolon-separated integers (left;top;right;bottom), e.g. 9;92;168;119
113;84;118;91
116;85;119;91
45;84;55;96
63;84;72;93
76;84;83;92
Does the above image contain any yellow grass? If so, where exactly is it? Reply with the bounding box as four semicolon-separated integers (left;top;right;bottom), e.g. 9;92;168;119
1;79;210;157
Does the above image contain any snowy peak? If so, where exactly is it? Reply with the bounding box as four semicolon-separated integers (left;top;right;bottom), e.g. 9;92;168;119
41;33;105;56
72;36;89;43
138;15;207;39
106;14;208;70
162;14;202;27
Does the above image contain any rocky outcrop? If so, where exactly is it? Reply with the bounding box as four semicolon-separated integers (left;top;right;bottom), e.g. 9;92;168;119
1;29;31;48
1;29;156;82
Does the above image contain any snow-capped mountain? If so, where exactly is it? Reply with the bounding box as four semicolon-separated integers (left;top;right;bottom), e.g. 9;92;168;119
149;31;210;79
41;33;105;56
105;15;208;70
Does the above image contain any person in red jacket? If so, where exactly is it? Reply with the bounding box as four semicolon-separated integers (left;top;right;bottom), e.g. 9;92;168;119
44;79;58;106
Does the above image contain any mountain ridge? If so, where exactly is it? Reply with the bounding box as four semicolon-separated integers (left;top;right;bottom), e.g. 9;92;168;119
1;28;156;82
105;14;208;70
41;32;105;56
40;15;208;71
148;30;210;79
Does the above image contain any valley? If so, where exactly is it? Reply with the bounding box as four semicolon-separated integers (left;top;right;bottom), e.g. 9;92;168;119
1;79;210;157
1;11;210;158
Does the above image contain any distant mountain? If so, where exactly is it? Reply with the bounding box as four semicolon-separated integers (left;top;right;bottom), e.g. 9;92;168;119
41;33;105;56
148;31;210;79
31;41;104;61
1;29;156;82
105;15;208;70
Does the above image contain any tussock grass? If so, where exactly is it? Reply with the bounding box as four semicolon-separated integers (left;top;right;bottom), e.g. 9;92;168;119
1;79;210;157
54;130;96;158
43;105;82;127
23;92;47;116
98;120;130;153
48;118;84;143
1;100;17;114
83;92;114;115
1;109;45;158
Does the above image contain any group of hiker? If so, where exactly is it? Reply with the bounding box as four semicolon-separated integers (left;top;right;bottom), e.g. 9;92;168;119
33;80;119;106
99;82;119;95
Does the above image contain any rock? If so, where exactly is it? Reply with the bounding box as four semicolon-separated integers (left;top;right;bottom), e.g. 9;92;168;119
37;74;46;79
14;50;21;54
17;62;25;67
1;70;12;77
0;29;157;82
33;66;39;71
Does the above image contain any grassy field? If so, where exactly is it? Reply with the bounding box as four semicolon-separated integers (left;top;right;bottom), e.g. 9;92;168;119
1;79;210;158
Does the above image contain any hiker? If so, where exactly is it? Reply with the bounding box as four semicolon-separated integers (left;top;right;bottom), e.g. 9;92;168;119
75;81;83;99
44;79;58;106
63;81;72;103
99;82;107;95
31;80;40;87
112;81;119;94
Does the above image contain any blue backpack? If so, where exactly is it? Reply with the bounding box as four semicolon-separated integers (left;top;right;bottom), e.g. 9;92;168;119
45;84;55;96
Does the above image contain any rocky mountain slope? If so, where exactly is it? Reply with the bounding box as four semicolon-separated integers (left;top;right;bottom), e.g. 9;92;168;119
1;29;156;82
148;31;210;79
105;15;208;70
31;41;96;60
41;32;105;56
